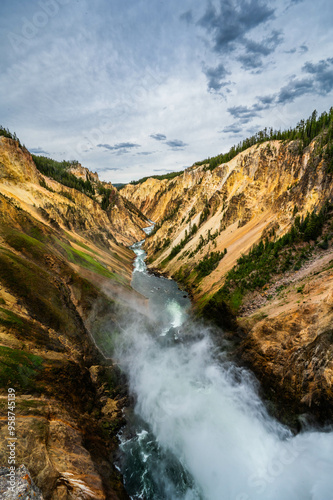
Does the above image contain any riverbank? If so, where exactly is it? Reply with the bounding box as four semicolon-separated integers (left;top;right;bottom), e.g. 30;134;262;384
144;230;333;429
0;137;149;499
113;230;333;500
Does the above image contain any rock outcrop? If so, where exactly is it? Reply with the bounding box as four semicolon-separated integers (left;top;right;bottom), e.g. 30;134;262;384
238;251;333;425
0;137;147;499
0;136;147;247
0;465;44;499
122;139;332;300
122;135;333;425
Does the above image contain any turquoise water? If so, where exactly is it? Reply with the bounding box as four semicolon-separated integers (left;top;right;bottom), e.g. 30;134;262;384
114;227;333;500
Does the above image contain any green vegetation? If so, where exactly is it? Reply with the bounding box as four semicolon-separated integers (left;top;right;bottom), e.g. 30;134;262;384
32;155;95;196
1;224;61;270
120;109;333;184
195;250;226;278
57;239;127;284
0;197;52;247
0;307;24;327
153;237;171;253
59;190;76;202
189;228;219;258
325;142;333;173
0;302;66;350
0;248;80;335
39;177;55;192
148;200;183;237
57;240;115;278
4;230;47;262
0;346;43;391
134;108;333;249
123;196;148;221
186;207;196;223
97;186;117;211
128;170;184;186
65;233;95;252
162;223;198;263
199;205;210;226
202;202;332;316
195;108;333;172
0;126;21;145
163;200;182;223
92;327;121;357
318;235;329;250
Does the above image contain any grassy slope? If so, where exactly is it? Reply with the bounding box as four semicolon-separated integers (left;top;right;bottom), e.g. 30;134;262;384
199;203;333;326
0;189;132;497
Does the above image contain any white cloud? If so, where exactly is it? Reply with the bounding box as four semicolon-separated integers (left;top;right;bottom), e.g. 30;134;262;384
0;0;333;183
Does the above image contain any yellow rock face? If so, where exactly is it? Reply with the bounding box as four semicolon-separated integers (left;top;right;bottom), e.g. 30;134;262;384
122;139;332;302
0;137;146;499
0;136;40;184
239;261;333;420
0;137;147;249
122;137;333;422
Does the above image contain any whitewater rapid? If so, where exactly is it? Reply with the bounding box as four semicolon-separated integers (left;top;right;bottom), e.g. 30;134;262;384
114;228;333;500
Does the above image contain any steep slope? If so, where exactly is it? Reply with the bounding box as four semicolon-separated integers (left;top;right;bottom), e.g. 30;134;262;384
238;253;333;425
0;136;150;499
122;138;332;299
65;160;148;246
122;124;333;424
17;146;148;246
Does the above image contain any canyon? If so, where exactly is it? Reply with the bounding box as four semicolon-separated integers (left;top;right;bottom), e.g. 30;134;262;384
0;136;148;499
121;132;333;425
0;116;333;498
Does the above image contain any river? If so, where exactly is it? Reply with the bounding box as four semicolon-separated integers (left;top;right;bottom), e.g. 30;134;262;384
114;226;333;500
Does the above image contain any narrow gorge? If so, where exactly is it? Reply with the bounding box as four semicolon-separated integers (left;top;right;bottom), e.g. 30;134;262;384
121;112;333;425
0;109;333;499
112;222;333;500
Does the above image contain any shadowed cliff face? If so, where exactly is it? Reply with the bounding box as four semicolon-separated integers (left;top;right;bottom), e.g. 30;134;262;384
235;254;333;425
0;137;149;499
121;136;333;424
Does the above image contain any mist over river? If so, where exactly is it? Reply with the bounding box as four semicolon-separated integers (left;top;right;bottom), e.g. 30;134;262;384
113;227;333;500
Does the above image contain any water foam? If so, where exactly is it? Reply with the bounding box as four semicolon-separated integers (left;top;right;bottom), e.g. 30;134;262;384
115;228;333;500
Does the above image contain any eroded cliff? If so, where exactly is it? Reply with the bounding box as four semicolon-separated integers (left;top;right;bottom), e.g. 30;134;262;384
122;139;331;298
0;137;151;499
122;130;333;425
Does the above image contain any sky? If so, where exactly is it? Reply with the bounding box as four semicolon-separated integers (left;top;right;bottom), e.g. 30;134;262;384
1;0;333;183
